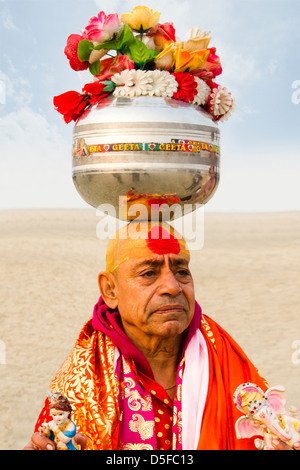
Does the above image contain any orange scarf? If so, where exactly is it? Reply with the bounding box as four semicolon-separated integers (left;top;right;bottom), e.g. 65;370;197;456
36;314;268;450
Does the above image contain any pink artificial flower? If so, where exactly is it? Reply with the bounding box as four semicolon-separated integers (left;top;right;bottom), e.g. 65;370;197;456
83;11;121;43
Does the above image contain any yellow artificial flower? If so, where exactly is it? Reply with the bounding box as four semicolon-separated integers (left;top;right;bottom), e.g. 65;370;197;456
174;43;209;73
185;27;211;53
187;49;210;71
121;6;160;32
154;42;176;71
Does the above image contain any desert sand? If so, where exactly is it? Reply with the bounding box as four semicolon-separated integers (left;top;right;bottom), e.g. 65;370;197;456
0;209;299;450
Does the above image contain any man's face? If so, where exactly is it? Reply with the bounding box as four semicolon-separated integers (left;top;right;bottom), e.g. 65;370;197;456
112;253;195;345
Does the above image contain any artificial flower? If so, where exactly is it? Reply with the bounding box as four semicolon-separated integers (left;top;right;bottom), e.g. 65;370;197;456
110;54;135;75
174;43;209;73
64;34;89;71
88;48;108;64
121;6;160;32
208;83;235;120
82;81;111;105
146;22;176;50
192;77;211;106
190;68;215;80
56;6;235;123
83;11;122;43
184;27;211;53
112;69;152;97
154;42;176;71
95;54;134;81
204;48;222;78
147;70;178;97
53;90;90;123
172;72;197;102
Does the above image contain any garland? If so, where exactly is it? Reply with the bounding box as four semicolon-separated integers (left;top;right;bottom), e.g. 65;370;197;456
53;6;236;124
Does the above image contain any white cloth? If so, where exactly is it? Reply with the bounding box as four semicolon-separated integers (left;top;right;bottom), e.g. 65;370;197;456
182;329;209;449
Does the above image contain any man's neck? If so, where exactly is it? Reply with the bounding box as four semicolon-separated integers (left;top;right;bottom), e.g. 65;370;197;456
124;328;183;394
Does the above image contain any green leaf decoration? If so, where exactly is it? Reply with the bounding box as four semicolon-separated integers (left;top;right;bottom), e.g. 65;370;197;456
94;24;135;52
101;80;116;93
124;39;159;67
89;60;101;76
77;39;94;62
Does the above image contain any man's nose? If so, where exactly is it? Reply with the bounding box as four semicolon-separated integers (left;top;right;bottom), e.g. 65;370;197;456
157;269;182;296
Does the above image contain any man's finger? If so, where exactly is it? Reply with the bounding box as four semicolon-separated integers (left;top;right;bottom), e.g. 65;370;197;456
271;438;293;450
31;432;55;450
74;433;87;450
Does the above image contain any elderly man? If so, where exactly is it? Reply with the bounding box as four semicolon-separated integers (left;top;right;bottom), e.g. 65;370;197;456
25;222;298;450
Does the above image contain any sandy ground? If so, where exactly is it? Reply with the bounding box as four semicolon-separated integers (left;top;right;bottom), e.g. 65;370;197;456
0;209;299;450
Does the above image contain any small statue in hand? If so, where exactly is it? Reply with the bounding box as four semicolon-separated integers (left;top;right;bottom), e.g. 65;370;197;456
39;391;81;450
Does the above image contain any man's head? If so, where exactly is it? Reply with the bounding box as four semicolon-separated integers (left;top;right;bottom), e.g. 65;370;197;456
98;222;195;347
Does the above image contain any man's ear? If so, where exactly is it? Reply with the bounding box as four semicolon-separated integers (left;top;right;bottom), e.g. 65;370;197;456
98;271;118;309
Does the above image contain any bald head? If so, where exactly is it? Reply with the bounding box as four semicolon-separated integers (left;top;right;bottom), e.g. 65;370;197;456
105;221;190;274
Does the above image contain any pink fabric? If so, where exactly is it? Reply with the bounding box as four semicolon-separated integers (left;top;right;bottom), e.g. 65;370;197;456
92;298;203;449
92;297;202;377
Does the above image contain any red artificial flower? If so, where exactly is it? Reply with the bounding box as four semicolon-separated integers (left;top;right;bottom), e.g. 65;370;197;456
110;54;135;75
64;34;89;72
146;22;176;49
95;54;134;82
171;72;198;102
205;48;222;78
53;91;90;123
82;81;110;105
190;68;214;80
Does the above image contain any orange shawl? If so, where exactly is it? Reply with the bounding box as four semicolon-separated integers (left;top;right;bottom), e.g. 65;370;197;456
37;314;268;450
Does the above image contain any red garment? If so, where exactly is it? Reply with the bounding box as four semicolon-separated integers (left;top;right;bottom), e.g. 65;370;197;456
34;300;268;450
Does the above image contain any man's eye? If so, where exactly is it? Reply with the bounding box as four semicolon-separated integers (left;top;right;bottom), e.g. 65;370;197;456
177;269;190;277
141;270;156;277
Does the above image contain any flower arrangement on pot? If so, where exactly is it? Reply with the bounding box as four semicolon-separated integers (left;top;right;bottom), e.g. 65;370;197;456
54;6;235;124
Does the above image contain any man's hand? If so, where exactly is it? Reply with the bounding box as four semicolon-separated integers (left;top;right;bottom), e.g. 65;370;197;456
272;438;300;450
23;432;55;450
23;432;87;450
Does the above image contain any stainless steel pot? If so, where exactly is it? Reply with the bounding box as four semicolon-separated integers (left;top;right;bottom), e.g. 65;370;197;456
72;96;220;220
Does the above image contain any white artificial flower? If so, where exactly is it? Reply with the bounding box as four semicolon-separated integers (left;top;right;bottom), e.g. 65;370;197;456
164;72;178;97
219;100;237;122
112;69;135;96
146;70;177;97
192;77;211;106
209;85;235;118
188;26;211;40
112;69;152;97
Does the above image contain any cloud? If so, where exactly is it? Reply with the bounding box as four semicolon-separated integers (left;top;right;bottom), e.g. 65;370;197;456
0;6;19;32
0;70;32;108
0;106;78;208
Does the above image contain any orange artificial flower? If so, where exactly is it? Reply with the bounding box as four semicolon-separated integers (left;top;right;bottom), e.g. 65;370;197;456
174;43;209;73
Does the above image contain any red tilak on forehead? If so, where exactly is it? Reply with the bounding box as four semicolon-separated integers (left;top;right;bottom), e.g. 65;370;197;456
146;226;180;255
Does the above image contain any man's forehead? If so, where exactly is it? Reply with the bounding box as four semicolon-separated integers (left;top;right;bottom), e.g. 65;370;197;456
129;254;190;270
106;222;190;273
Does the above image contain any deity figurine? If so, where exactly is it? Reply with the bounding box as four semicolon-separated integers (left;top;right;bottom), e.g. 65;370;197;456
38;391;81;450
233;383;300;450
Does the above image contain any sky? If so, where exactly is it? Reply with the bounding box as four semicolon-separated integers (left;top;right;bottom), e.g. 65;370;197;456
0;0;299;212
